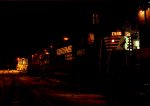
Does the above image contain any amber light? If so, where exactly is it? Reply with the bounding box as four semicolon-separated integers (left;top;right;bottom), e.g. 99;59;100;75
63;37;69;41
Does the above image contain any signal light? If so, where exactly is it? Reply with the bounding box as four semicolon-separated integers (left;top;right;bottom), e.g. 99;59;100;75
104;36;123;51
111;39;115;42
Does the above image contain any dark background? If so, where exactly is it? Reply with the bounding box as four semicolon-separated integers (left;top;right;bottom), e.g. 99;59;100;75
0;0;139;65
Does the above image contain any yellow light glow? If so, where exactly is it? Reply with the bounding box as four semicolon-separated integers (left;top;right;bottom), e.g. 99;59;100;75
138;8;150;24
63;37;69;41
146;8;150;23
16;57;28;72
45;52;49;55
125;31;131;37
138;10;145;24
140;10;144;13
88;33;94;44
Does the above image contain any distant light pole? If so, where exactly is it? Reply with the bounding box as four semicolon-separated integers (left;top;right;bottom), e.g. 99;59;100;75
92;12;103;73
31;54;34;64
44;49;50;64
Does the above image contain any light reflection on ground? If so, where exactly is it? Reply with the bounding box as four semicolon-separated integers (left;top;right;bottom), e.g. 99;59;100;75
19;76;108;105
0;70;20;74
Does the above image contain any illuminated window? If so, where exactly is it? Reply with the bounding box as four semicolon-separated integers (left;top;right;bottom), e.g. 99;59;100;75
138;9;145;24
88;33;94;44
133;40;140;49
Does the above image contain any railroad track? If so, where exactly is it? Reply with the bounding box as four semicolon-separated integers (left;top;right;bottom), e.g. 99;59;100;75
0;75;46;106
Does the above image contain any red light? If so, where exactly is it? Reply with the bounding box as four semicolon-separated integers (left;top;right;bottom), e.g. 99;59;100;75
111;39;115;42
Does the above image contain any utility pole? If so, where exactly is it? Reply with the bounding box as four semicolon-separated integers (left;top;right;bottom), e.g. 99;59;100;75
92;13;102;72
99;38;103;72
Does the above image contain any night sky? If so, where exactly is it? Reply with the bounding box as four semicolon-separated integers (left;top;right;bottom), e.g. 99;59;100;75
0;0;139;65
